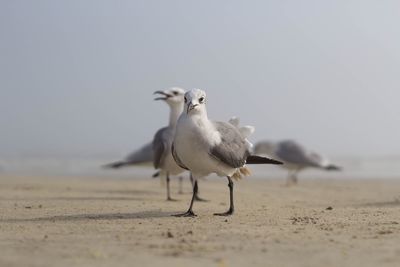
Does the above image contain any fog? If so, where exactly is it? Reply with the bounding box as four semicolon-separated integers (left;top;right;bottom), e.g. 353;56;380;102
1;1;399;159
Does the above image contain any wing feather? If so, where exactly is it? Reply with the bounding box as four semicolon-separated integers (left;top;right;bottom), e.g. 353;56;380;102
152;127;169;169
209;122;250;168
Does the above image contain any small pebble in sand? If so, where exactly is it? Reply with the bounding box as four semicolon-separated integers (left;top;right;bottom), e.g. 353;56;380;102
167;231;174;238
326;206;333;210
378;230;393;235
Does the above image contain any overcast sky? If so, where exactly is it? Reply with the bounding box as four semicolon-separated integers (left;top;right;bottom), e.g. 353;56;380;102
1;1;399;158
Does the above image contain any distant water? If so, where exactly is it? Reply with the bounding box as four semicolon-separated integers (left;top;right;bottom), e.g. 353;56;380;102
0;156;399;179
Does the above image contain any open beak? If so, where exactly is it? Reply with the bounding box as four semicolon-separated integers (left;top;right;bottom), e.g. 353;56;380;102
153;91;171;101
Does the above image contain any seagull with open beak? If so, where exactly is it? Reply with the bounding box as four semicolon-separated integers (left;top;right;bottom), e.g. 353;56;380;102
153;88;207;201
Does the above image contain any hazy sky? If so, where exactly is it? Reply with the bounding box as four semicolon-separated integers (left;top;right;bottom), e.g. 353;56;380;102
1;1;399;158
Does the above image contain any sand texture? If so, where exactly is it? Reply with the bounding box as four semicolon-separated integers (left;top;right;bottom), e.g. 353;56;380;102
1;175;400;267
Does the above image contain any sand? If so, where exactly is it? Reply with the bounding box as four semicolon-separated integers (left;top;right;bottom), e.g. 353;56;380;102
0;174;400;267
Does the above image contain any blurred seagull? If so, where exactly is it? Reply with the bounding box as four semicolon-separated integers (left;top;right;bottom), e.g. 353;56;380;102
254;140;341;185
172;89;283;217
150;87;187;200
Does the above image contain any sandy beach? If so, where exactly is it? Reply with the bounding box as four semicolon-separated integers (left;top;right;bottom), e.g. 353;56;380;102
0;174;400;267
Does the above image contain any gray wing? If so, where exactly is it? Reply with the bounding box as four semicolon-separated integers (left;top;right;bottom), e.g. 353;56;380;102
152;127;171;169
171;143;189;170
209;121;250;168
103;142;153;168
124;142;154;164
275;140;321;167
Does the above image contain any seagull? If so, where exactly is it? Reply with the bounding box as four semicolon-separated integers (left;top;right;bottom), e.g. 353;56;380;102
150;87;188;201
254;140;341;185
172;89;283;217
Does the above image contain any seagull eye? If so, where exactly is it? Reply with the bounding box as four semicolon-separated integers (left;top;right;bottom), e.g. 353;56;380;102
199;97;205;103
173;91;179;96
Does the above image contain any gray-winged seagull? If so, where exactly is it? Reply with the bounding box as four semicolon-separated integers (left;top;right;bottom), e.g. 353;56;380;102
150;87;187;200
254;140;341;185
172;89;283;217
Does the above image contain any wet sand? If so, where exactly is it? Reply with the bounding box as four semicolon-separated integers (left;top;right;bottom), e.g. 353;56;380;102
0;174;400;267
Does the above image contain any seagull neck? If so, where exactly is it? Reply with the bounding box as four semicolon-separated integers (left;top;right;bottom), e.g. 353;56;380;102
188;110;210;125
168;103;183;128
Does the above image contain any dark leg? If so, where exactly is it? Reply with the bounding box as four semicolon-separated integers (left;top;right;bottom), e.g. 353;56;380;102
292;170;299;185
178;176;183;194
190;172;194;186
287;170;299;186
214;176;234;216
286;170;295;186
166;173;177;201
173;180;198;217
286;170;292;186
190;173;208;202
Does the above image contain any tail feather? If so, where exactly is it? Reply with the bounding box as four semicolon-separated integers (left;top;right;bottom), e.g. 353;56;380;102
102;161;126;169
246;155;283;165
239;167;251;176
232;166;252;181
325;164;341;171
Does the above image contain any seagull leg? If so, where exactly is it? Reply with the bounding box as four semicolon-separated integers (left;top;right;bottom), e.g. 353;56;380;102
286;170;295;186
190;173;208;202
173;180;198;217
194;180;208;202
214;176;234;216
292;170;299;185
166;172;177;201
178;176;183;194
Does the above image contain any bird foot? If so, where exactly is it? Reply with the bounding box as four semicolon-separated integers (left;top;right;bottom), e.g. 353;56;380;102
213;209;234;216
194;195;209;202
285;182;297;187
172;210;197;217
166;197;178;202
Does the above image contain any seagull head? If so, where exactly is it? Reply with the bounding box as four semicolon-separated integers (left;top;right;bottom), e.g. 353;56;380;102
184;89;207;115
154;87;185;106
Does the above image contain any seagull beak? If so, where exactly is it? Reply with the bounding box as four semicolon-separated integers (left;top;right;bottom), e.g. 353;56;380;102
153;91;171;101
187;102;198;113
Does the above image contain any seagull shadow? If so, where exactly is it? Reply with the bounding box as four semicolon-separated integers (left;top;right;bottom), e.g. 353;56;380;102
94;189;159;196
0;196;144;201
359;199;400;207
1;210;176;223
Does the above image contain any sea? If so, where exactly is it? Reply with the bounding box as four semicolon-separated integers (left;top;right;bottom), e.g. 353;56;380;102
1;155;399;180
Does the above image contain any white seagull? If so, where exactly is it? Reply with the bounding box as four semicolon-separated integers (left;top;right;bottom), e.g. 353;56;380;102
150;87;188;200
254;140;341;185
172;89;282;217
